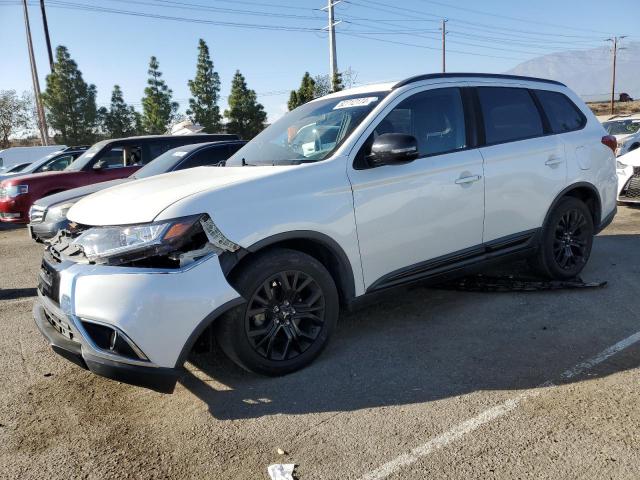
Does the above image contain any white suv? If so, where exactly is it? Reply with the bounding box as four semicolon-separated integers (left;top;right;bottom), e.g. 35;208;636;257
34;74;618;392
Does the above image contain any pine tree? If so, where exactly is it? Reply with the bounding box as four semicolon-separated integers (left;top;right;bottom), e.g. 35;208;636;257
102;85;139;138
332;71;343;93
141;56;178;134
187;39;222;133
224;71;267;140
41;46;98;144
288;72;316;110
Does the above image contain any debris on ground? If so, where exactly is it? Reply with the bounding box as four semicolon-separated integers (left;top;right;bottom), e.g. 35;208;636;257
436;274;607;293
267;463;297;480
277;448;286;455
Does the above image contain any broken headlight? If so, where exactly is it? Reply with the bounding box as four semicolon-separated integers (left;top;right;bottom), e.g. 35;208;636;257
71;214;239;266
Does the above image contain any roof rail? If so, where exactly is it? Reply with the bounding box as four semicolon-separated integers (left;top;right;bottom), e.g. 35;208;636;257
393;73;566;89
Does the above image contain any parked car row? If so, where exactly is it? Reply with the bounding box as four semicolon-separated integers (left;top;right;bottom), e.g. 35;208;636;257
602;114;640;156
0;146;90;183
29;73;618;394
28;140;246;241
0;134;238;222
0;145;65;172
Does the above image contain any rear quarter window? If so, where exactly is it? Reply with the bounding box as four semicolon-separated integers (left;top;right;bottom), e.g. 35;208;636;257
534;90;586;133
477;87;544;145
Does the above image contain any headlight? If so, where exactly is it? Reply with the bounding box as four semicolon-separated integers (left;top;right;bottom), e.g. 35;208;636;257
0;184;28;199
71;214;239;265
47;201;76;221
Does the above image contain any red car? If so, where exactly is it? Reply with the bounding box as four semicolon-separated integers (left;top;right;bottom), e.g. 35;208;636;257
0;134;237;223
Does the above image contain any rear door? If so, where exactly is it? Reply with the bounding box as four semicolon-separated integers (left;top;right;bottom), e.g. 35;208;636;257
478;86;567;242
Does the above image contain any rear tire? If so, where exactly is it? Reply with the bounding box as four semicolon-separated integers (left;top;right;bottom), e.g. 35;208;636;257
529;197;594;280
216;248;339;376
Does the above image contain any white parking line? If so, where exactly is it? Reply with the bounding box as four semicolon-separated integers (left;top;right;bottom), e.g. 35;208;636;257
359;331;640;480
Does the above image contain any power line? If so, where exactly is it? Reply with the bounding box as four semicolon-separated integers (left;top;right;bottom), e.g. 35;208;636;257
413;0;622;36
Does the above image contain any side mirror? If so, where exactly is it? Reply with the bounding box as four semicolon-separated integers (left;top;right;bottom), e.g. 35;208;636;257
367;133;419;168
92;160;105;171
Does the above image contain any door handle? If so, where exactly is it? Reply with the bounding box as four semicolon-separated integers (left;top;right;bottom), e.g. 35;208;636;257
455;174;482;185
545;155;564;167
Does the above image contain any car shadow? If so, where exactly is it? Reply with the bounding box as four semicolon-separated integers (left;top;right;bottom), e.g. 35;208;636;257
0;287;38;300
178;233;640;420
0;223;25;231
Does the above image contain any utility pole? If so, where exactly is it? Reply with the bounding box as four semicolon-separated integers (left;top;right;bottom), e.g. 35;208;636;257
40;0;54;72
606;36;627;115
22;0;49;146
322;0;341;91
441;19;448;73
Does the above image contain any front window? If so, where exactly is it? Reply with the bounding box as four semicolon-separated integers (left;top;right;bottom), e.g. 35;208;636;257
603;120;640;136
65;140;110;171
226;92;387;166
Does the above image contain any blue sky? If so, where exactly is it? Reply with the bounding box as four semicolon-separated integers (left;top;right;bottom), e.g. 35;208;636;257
1;0;638;122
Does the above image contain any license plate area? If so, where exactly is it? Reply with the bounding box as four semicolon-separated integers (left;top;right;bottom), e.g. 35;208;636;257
38;258;60;303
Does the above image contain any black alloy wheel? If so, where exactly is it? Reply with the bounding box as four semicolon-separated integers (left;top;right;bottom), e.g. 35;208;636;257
530;196;594;280
552;208;590;271
216;248;338;375
245;271;326;362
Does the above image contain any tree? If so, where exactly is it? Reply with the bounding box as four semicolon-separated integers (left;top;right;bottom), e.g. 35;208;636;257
224;71;267;139
41;46;98;144
288;72;316;110
101;85;139;138
314;67;357;98
141;56;178;134
186;39;222;133
0;90;31;148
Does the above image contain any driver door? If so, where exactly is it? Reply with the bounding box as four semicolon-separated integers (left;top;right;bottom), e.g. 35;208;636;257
347;87;485;291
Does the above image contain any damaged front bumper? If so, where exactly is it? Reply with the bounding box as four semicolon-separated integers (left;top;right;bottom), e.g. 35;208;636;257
33;293;180;393
33;249;242;393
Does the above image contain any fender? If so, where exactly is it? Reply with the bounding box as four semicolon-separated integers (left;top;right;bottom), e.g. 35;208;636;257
245;230;357;302
542;182;602;230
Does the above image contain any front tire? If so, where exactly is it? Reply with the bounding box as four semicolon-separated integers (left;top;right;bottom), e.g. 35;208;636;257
216;248;339;376
530;197;594;279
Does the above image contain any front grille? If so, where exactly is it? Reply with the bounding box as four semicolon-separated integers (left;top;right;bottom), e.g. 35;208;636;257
620;173;640;201
29;204;46;223
43;307;76;342
38;257;60;303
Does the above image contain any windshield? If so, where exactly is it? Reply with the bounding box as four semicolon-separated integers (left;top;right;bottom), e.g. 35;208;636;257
226;92;387;166
7;163;31;173
65;140;110;171
603;120;640;135
132;143;202;179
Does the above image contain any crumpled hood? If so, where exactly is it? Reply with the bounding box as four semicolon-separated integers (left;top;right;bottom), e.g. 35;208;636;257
67;166;293;226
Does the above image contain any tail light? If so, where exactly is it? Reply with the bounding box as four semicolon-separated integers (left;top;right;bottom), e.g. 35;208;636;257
601;135;617;153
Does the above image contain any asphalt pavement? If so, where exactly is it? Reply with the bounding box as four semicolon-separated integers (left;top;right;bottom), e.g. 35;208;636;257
0;207;639;479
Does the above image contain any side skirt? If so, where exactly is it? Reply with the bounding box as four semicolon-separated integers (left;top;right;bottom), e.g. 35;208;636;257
363;228;541;296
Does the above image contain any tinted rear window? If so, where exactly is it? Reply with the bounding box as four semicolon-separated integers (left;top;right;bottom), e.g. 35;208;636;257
534;90;586;133
478;87;544;144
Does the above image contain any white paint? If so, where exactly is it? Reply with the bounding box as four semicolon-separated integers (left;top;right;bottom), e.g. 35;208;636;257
359;331;640;480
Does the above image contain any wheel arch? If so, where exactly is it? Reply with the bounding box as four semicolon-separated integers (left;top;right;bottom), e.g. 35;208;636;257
228;231;357;306
544;182;602;230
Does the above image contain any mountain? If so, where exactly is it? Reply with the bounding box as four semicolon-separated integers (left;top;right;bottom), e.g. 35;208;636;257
507;41;640;102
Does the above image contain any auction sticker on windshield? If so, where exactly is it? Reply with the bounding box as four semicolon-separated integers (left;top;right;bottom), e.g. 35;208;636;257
333;97;379;109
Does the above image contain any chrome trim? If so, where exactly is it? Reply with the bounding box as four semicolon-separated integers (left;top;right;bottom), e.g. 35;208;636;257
29;204;47;224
